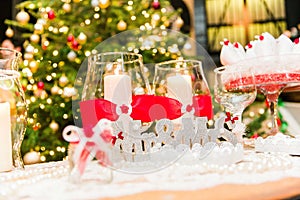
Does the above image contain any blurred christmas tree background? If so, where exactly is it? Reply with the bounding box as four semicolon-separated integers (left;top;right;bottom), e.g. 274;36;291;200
4;0;296;164
5;0;186;163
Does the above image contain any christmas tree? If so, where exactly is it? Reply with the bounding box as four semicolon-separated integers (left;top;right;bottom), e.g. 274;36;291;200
5;0;183;162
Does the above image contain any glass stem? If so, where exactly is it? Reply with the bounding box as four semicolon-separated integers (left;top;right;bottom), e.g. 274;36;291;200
13;143;24;170
265;93;280;135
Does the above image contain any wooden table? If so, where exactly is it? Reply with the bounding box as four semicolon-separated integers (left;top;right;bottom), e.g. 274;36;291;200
103;177;300;200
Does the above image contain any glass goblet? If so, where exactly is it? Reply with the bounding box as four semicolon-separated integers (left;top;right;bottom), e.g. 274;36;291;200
249;54;300;135
214;66;257;125
153;59;213;120
0;48;26;171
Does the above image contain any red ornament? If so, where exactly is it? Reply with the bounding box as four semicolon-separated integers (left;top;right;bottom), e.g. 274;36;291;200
42;45;47;50
32;124;40;131
152;0;160;9
294;38;299;44
37;81;44;89
71;40;79;50
48;10;56;20
67;35;74;43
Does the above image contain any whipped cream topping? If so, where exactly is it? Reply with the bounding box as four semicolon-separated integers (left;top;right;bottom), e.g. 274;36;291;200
220;32;300;66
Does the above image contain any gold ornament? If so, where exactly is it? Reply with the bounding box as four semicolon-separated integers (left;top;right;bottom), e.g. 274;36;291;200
36;18;47;26
99;0;110;9
24;53;34;61
23;151;41;165
63;3;71;12
73;0;81;3
174;17;184;29
63;86;77;98
29;60;39;73
67;50;77;62
34;23;44;34
77;32;87;44
117;20;127;31
25;44;35;53
151;13;160;27
34;89;48;99
16;10;30;25
164;20;170;27
5;27;14;38
49;120;59;132
30;34;40;43
59;75;69;87
51;85;60;95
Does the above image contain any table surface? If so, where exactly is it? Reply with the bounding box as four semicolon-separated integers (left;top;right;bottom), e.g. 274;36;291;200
103;177;300;200
1;149;300;200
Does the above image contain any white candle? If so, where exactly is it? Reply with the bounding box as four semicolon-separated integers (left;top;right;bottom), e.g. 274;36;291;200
104;74;132;106
167;74;193;106
0;102;12;172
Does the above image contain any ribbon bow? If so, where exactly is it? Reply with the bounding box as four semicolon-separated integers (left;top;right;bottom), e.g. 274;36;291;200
225;112;239;124
111;132;124;145
80;94;214;133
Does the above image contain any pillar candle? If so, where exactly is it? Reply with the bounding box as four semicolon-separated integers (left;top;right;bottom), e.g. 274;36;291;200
167;74;193;106
104;74;132;106
0;102;12;172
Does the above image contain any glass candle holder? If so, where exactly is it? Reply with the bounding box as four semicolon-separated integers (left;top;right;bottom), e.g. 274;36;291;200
153;59;213;120
0;48;27;171
64;52;153;179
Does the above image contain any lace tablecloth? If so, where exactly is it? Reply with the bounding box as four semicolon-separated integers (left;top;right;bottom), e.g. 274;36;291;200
1;149;300;200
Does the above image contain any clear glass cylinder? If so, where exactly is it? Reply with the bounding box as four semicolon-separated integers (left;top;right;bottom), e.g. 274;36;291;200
0;48;27;171
153;59;213;120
